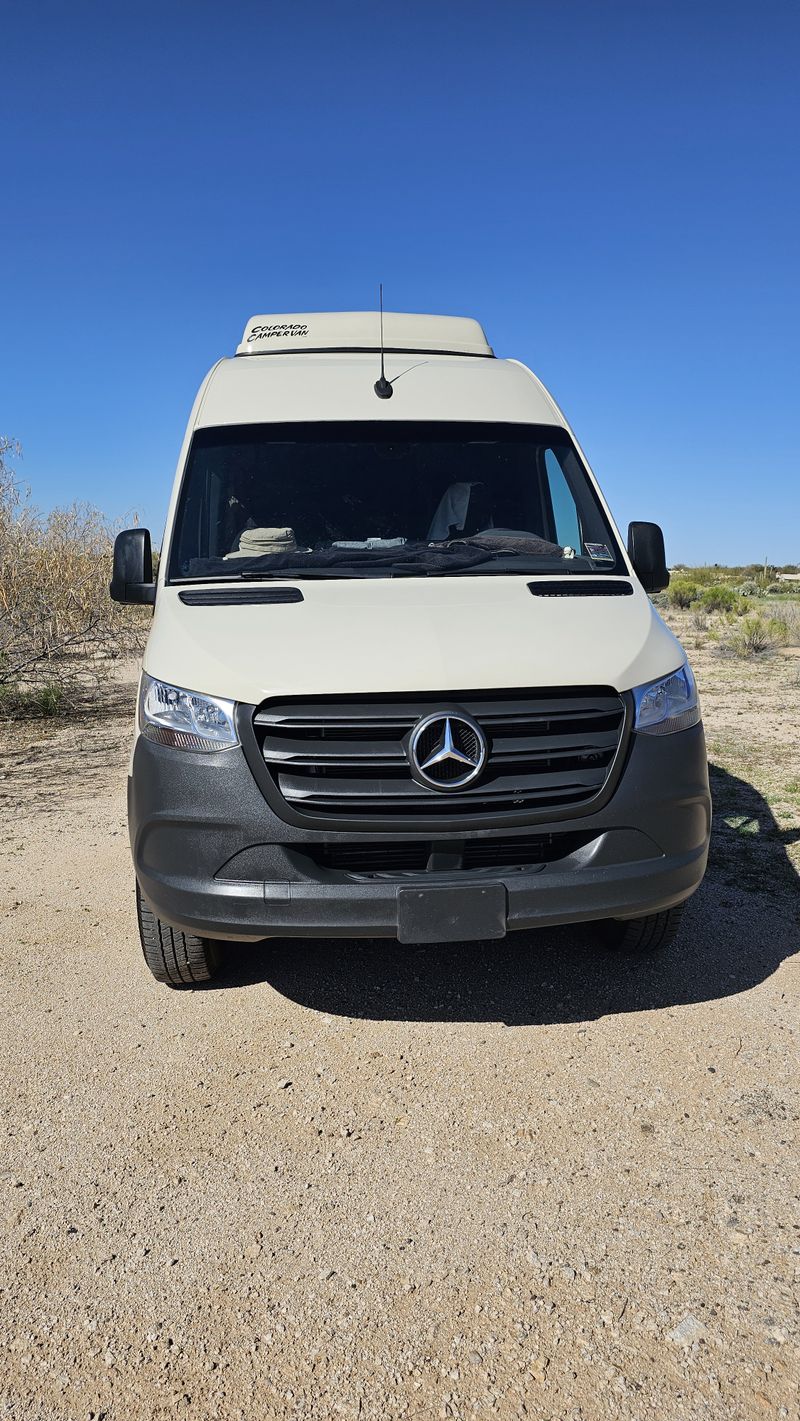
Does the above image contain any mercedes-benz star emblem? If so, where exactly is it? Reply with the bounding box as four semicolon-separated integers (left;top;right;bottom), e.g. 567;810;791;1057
408;711;488;791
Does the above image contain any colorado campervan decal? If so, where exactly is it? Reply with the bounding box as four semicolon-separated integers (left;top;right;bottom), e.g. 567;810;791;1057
247;323;309;341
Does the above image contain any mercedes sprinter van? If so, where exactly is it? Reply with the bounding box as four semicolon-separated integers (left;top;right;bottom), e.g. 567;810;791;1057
111;311;711;986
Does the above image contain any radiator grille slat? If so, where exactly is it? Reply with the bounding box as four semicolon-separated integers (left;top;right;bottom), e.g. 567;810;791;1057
253;688;627;823
262;736;407;767
277;766;608;802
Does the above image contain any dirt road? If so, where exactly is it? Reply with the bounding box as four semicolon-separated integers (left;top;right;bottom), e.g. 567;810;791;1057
1;643;798;1420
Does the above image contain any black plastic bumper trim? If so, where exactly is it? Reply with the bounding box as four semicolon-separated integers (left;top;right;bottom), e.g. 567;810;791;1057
128;723;711;942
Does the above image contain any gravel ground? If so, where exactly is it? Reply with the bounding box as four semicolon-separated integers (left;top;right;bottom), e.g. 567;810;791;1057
1;638;798;1421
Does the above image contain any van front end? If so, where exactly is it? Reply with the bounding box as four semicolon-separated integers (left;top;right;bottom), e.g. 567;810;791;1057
114;309;711;985
129;674;710;952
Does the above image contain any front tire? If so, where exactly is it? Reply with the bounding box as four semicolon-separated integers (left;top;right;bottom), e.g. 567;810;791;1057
136;884;221;986
598;903;686;955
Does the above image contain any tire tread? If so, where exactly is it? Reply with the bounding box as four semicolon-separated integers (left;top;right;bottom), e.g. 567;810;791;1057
601;903;686;955
136;885;219;986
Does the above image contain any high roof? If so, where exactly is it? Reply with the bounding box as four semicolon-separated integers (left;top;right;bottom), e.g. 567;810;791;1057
195;353;563;428
236;311;493;357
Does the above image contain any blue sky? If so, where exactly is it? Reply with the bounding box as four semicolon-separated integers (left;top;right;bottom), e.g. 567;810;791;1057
2;0;798;565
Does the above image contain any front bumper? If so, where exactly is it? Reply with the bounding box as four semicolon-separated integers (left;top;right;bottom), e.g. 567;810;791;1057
128;722;711;943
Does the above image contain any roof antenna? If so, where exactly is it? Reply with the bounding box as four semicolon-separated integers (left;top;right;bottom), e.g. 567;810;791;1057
374;283;394;399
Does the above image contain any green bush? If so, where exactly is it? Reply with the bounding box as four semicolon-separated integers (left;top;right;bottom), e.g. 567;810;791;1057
737;581;758;597
667;580;699;609
698;585;741;613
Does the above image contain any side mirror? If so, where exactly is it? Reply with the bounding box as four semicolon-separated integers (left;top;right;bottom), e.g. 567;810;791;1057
627;521;669;593
110;528;156;604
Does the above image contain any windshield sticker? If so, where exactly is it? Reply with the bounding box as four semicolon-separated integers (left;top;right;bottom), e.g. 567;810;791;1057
584;542;614;562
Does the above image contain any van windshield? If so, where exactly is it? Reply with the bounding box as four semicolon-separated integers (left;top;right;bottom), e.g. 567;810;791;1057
167;422;626;581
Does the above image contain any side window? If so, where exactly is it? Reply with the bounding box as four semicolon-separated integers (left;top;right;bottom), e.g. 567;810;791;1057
544;448;581;550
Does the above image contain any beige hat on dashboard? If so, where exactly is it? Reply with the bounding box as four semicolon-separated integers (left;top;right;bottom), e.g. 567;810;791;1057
225;526;297;558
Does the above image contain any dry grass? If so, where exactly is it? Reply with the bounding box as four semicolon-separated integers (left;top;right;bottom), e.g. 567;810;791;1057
725;613;791;657
657;567;800;662
0;439;149;717
661;601;800;885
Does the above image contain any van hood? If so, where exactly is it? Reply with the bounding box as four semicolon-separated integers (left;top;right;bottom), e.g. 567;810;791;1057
143;577;685;706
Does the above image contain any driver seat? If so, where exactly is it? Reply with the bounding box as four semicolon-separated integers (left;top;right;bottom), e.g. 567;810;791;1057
427;482;494;541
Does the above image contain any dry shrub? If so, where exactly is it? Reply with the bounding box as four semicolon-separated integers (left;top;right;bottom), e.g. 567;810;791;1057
0;439;149;716
764;599;800;646
725;614;790;658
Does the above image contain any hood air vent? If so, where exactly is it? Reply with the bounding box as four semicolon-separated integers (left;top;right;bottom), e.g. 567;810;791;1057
528;580;633;597
178;587;303;606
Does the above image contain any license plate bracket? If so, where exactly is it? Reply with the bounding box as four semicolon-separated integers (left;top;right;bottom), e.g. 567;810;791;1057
397;883;507;944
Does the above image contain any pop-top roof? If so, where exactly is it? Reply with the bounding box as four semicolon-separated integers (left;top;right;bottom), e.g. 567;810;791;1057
236;311;493;357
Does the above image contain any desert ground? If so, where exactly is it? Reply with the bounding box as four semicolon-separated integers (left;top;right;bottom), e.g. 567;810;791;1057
1;620;798;1420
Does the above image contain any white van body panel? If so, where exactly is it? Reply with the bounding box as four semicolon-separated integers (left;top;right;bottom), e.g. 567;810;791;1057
194;354;560;430
143;578;684;707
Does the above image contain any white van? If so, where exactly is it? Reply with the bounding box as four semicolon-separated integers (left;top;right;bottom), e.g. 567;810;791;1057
111;310;711;986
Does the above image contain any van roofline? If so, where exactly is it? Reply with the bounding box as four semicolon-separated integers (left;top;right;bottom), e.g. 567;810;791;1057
235;345;494;359
236;311;493;357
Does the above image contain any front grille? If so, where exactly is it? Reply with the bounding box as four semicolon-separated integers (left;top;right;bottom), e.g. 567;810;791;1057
252;688;628;825
307;832;592;877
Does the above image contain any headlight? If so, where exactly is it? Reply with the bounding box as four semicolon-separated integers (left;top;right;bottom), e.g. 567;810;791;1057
139;673;239;751
632;663;701;736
